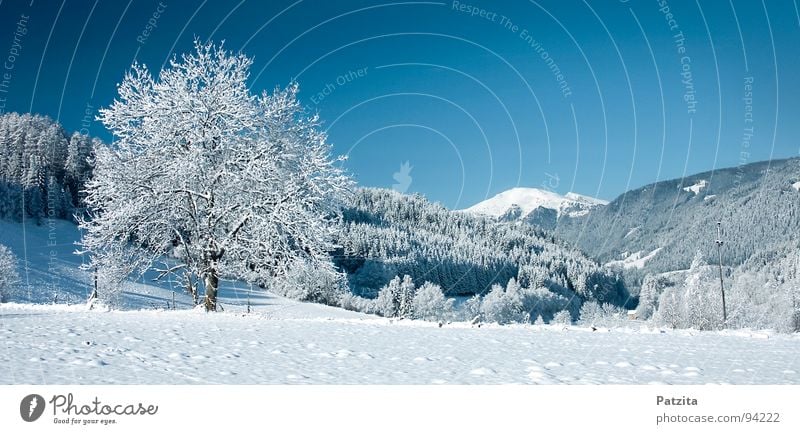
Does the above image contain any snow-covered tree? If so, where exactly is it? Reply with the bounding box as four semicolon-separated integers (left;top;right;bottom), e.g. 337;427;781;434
397;275;416;318
411;282;453;321
551;310;572;325
654;286;682;329
80;40;352;310
480;279;525;324
270;258;347;306
375;276;402;318
0;244;19;302
635;274;671;320
461;294;483;322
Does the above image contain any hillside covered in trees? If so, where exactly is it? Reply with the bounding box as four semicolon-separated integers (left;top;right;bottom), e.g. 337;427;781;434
335;188;630;307
553;157;800;289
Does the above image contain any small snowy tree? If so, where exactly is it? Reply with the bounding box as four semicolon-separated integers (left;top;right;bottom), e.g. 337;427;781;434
0;244;20;301
375;276;402;318
411;282;453;321
80;41;352;310
636;274;670;320
480;279;525;325
462;294;482;322
551;309;572;326
654;286;683;329
270;259;347;306
578;301;602;326
397;275;416;318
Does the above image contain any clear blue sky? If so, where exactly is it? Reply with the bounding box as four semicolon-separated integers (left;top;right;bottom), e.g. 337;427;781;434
0;0;797;208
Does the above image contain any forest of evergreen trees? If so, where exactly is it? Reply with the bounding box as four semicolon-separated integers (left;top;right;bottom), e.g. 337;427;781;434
0;113;97;222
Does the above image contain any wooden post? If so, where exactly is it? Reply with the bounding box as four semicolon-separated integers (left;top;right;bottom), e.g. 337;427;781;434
715;221;727;327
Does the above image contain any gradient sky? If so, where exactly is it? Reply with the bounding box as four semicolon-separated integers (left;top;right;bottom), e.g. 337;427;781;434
0;0;797;208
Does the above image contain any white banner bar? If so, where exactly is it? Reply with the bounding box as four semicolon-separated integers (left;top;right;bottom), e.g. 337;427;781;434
1;385;797;433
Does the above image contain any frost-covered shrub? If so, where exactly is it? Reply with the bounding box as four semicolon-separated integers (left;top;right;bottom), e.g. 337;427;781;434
579;301;627;327
461;294;483;322
480;279;525;324
270;260;347;306
0;244;20;302
411;282;454;321
551;310;572;325
520;285;570;323
340;292;379;315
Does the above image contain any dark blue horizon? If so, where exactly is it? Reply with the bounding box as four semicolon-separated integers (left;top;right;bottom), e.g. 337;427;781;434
0;0;797;207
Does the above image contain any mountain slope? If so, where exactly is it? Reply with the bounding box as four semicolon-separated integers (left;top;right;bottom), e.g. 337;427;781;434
553;157;800;288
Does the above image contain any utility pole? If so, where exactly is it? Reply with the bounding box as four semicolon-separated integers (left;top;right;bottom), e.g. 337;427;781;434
715;221;727;327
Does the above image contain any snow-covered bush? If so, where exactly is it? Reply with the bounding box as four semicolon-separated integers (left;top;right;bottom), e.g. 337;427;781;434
480;279;525;324
269;260;347;306
579;301;627;327
340;292;379;315
411;282;454;321
0;244;20;302
578;301;602;326
551;310;572;326
461;294;483;322
520;285;571;323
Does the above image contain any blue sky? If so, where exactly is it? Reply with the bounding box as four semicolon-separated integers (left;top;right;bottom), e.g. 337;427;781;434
0;0;797;208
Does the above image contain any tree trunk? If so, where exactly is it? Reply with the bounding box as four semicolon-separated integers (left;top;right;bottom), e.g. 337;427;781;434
204;267;219;312
185;271;198;305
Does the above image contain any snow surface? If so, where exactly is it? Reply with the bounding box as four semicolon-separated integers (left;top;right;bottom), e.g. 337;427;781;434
792;181;800;192
682;179;708;195
463;187;607;219
2;302;799;385
605;248;663;270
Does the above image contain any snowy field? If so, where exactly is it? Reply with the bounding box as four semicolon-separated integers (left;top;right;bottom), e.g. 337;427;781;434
2;299;798;385
1;220;799;385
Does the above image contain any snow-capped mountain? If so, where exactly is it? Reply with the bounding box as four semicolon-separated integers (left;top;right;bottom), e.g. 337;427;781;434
462;187;607;228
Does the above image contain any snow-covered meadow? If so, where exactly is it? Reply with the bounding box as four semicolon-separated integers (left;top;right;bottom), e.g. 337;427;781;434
1;219;799;385
2;298;799;385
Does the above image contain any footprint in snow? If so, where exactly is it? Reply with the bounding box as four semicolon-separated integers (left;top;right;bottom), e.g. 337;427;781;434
469;367;496;376
334;349;354;358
